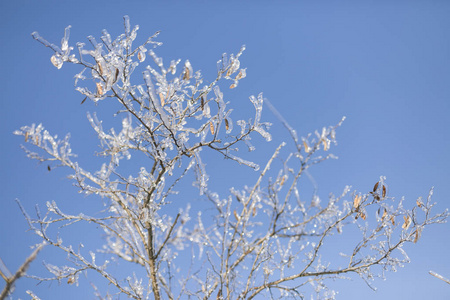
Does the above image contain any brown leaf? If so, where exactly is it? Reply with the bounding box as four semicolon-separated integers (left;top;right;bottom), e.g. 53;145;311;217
201;96;205;111
233;210;239;220
35;135;39;145
373;182;379;192
230;83;237;89
97;61;104;76
382;185;387;198
416;198;423;208
353;195;362;209
81;96;87;105
414;229;420;243
322;139;329;151
252;206;256;217
114;68;119;83
183;67;190;80
67;276;75;284
47;165;51;171
96;82;104;96
390;215;395;225
159;92;165;106
279;175;286;187
402;215;411;230
360;212;367;220
25;132;29;142
225;118;229;131
137;51;144;62
382;208;388;220
209;122;215;135
303;141;310;153
235;69;245;80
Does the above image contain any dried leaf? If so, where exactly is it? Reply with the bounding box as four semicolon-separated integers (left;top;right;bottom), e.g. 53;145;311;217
233;210;239;220
159;92;165;106
96;82;104;96
235;69;246;80
303;140;310;153
67;276;75;284
373;182;379;192
414;229;421;243
226;66;233;77
390;215;395;225
47;165;51;171
97;61;104;75
322;139;329;151
201;96;205;111
81;96;87;105
230;83;237;89
183;67;190;80
353;195;362;209
382;208;388;220
252;206;256;217
360;212;367;220
402;215;411;229
137;51;145;62
382;185;387;198
209;122;215;135
279;175;286;187
225;118;229;131
25;132;29;142
416;198;423;208
35;135;39;145
114;68;119;83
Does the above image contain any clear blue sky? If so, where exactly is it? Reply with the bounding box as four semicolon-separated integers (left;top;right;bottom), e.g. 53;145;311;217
1;1;450;299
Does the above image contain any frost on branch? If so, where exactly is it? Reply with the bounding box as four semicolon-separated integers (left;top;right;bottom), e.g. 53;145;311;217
13;16;449;300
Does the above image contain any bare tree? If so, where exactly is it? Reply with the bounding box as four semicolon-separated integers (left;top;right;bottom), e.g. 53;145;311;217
11;16;448;299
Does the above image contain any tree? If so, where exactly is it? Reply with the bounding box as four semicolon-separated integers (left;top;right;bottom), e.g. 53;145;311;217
7;16;448;299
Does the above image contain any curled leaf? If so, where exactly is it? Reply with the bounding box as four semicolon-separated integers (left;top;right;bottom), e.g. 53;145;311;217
201;96;205;111
230;83;237;89
137;50;146;62
233;210;239;220
402;215;411;230
353;195;362;209
382;185;387;198
416;198;423;208
360;212;367;220
235;68;246;80
390;215;395;225
414;227;422;243
322;139;329;151
225;118;229;131
96;82;104;96
303;140;310;153
373;182;379;192
97;61;104;75
25;132;29;142
113;68;119;83
209;121;215;135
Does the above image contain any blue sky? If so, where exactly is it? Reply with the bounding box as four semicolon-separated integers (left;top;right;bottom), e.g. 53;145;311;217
1;1;450;299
